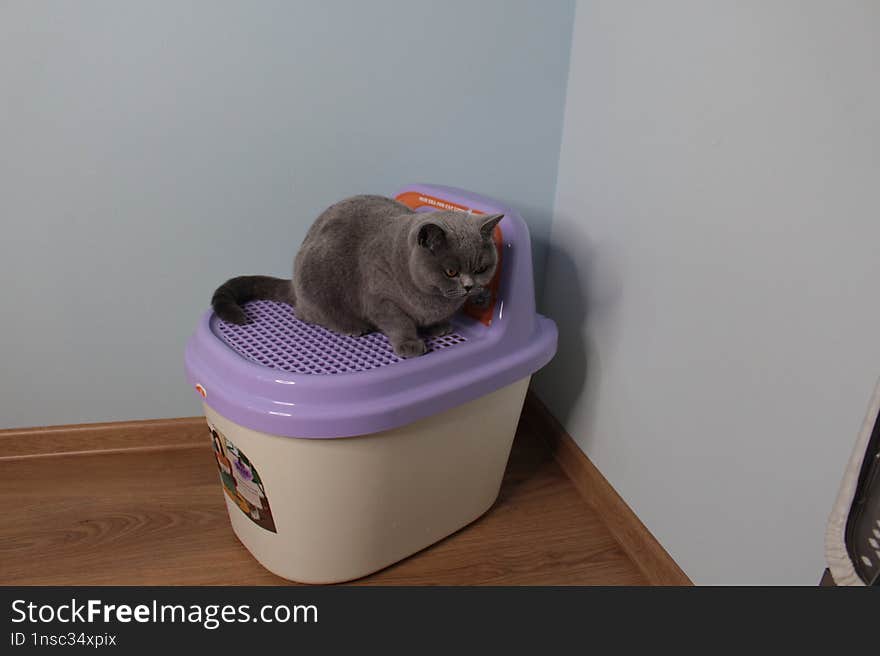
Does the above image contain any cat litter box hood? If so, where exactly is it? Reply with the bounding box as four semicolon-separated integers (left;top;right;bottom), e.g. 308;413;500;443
184;184;557;438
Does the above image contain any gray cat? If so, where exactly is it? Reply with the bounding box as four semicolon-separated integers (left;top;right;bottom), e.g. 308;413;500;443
212;195;503;358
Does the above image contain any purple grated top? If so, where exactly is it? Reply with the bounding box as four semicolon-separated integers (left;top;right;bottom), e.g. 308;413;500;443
213;300;468;375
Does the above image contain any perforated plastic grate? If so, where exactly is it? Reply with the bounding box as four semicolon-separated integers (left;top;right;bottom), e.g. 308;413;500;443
213;300;468;374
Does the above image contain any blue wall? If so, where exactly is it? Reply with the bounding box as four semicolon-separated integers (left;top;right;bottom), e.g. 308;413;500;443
536;0;880;584
0;1;575;427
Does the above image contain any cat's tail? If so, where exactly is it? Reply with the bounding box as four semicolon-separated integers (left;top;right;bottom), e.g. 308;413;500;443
211;275;295;324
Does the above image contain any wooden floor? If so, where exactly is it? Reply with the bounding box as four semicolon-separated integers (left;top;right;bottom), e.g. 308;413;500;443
0;410;648;586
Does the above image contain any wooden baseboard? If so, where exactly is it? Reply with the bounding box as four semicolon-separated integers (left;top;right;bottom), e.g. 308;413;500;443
0;416;206;460
523;391;693;586
819;568;836;586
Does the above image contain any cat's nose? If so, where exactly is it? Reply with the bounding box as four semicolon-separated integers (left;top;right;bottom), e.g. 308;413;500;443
463;283;473;292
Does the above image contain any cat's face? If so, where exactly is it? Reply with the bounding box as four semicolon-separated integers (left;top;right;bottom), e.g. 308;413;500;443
409;212;503;300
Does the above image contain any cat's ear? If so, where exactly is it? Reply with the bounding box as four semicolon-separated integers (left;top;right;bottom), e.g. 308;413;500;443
417;222;447;253
479;213;504;239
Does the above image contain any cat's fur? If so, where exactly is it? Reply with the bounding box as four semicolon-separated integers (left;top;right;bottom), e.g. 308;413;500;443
212;195;502;358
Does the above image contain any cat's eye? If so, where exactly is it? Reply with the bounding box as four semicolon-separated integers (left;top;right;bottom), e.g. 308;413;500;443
474;265;489;275
444;268;459;278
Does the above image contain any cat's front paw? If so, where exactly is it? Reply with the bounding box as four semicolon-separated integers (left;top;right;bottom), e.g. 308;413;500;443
393;338;427;359
422;322;453;338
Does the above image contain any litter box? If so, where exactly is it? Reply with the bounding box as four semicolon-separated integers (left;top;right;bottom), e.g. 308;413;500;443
184;184;557;583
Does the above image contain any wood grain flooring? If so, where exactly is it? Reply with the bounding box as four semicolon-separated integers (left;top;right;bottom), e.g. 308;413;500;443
522;394;692;586
0;405;650;586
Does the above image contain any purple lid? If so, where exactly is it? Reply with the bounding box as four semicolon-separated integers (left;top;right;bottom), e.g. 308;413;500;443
184;184;557;438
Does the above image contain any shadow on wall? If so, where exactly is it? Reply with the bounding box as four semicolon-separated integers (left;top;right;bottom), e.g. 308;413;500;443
532;236;614;451
508;200;556;301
